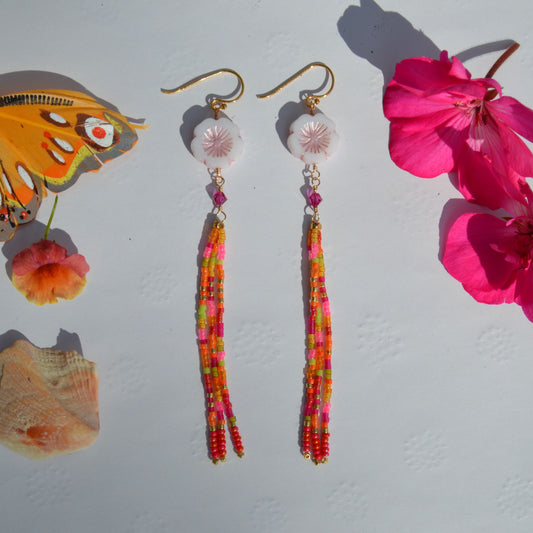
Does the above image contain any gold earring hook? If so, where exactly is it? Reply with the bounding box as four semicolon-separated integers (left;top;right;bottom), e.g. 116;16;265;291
161;68;245;118
256;62;334;112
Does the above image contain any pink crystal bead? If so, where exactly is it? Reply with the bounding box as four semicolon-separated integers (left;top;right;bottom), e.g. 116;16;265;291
213;190;227;206
307;189;322;208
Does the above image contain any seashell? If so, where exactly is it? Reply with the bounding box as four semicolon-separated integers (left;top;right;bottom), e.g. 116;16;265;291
0;339;99;460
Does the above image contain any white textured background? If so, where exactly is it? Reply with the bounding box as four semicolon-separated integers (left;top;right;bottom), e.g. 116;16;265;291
1;1;533;532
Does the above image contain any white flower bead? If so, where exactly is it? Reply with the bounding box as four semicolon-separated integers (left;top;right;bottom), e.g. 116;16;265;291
287;112;339;165
191;117;243;169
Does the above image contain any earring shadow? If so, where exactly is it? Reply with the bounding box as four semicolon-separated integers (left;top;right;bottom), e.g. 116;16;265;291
178;105;214;158
178;105;235;159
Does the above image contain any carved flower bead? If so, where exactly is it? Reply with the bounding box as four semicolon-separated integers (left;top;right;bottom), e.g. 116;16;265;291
287;112;339;165
191;117;243;169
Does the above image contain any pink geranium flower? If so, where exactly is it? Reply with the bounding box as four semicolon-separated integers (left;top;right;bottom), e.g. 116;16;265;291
383;45;533;209
442;182;533;322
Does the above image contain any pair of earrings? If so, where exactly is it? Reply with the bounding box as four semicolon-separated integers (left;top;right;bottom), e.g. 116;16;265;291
163;63;337;465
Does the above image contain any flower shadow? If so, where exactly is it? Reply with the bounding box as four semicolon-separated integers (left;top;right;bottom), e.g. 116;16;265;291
337;0;439;88
178;105;238;162
272;100;304;154
337;0;515;91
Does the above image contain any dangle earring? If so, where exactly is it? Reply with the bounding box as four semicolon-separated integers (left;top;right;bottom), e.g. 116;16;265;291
258;63;338;464
162;70;245;464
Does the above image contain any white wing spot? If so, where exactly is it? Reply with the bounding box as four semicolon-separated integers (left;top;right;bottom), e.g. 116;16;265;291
50;150;65;164
1;172;13;194
54;137;74;153
16;166;34;189
48;112;67;125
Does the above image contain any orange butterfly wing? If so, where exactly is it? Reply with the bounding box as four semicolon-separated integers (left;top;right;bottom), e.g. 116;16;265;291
0;89;138;240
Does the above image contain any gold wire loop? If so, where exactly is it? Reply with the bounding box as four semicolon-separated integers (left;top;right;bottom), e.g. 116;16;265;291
256;62;335;111
161;68;245;117
215;206;226;222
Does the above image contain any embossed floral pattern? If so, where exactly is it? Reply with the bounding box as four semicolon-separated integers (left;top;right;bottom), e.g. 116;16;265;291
191;117;243;169
299;122;330;153
202;126;233;158
287;113;339;164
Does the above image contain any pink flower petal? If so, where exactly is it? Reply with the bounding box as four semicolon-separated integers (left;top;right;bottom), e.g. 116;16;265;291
11;247;42;276
494;114;533;178
443;51;472;80
515;267;533;322
389;53;471;94
457;149;526;212
61;254;90;278
442;213;517;303
388;111;470;177
384;85;481;120
31;240;67;266
489;96;533;144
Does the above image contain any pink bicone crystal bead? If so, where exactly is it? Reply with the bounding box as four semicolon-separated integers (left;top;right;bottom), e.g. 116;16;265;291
307;189;322;208
213;190;227;206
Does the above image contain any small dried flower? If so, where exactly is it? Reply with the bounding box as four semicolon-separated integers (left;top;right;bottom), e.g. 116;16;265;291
12;239;89;305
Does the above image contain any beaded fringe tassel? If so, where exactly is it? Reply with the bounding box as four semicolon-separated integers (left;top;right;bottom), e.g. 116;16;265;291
302;221;332;464
198;220;244;463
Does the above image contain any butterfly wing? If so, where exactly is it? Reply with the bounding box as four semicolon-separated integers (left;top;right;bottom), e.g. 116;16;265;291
0;89;138;240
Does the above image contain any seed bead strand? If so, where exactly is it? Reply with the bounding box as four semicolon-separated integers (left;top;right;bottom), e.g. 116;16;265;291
215;224;244;457
317;225;332;463
198;223;221;462
209;224;227;462
213;229;226;460
302;169;332;464
303;222;320;461
312;223;325;463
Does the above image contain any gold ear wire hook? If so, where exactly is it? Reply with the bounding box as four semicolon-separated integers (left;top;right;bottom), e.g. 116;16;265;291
161;68;245;118
256;62;334;113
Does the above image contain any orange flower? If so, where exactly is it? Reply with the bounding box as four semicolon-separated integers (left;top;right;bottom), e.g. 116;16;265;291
12;240;89;305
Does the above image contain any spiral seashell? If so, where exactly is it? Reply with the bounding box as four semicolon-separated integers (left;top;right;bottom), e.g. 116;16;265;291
0;339;99;460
